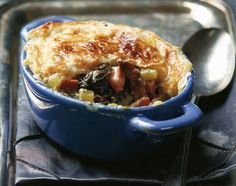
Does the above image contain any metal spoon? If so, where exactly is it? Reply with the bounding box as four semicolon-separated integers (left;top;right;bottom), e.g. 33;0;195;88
164;28;235;186
183;28;235;98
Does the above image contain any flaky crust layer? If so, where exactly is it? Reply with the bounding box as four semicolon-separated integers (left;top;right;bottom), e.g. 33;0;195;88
24;20;192;96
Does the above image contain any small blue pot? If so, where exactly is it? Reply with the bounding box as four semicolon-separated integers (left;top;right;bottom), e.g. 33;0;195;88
20;16;203;161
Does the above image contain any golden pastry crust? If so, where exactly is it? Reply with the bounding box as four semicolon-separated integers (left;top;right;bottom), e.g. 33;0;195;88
24;20;192;97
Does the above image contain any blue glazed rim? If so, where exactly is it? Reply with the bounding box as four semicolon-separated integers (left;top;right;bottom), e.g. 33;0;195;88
20;16;203;134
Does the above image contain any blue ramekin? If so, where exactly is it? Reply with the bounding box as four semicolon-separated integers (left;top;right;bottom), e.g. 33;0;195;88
20;16;203;161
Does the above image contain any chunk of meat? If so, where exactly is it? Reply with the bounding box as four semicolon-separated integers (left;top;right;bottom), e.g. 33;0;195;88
129;69;146;100
109;66;125;93
60;79;78;93
117;60;135;74
130;97;150;107
118;60;146;100
145;80;158;99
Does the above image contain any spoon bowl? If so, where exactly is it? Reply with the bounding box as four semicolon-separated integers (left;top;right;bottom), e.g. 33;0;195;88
182;28;235;97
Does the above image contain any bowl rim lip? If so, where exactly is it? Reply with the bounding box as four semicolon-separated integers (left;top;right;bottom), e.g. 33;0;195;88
20;16;194;112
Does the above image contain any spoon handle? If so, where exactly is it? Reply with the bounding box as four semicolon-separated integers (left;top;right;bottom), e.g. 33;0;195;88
163;128;192;186
163;95;200;185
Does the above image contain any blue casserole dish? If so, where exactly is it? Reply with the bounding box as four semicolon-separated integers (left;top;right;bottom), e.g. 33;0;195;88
20;16;203;161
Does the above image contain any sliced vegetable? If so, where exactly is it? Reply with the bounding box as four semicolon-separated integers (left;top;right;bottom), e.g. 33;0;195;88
140;69;158;80
108;103;119;107
152;100;163;106
77;88;94;102
60;79;78;93
130;97;150;107
109;66;125;93
47;73;63;89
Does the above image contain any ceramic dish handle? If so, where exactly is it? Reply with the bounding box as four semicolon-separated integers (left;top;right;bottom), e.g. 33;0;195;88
129;102;203;135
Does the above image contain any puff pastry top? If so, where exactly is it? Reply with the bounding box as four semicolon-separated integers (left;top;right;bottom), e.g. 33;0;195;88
24;20;192;96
